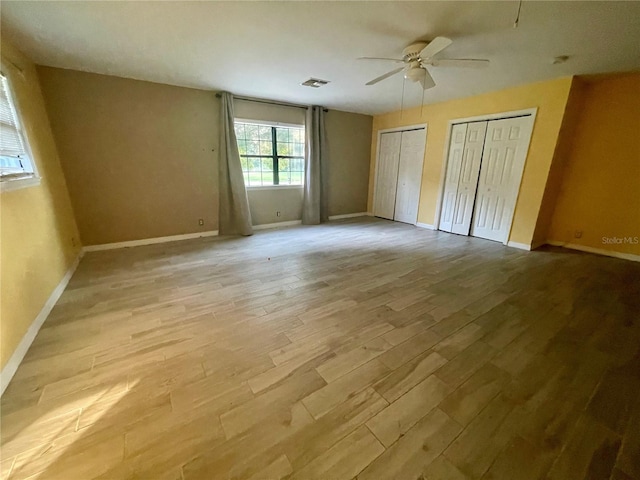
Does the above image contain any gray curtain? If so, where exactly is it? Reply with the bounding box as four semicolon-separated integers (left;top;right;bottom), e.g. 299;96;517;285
218;92;253;236
302;106;329;225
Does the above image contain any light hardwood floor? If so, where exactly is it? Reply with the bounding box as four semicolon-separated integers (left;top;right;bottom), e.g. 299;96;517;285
1;217;639;480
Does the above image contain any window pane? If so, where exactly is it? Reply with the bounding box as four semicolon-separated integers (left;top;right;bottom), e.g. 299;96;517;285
234;123;245;139
243;172;250;185
237;139;247;155
245;124;260;141
259;126;272;141
240;157;248;171
248;157;261;171
261;158;273;171
259;141;272;155
0;74;33;174
279;171;291;185
262;171;274;185
248;171;261;185
246;141;259;155
279;158;290;172
293;143;304;156
277;142;293;156
292;158;304;171
290;171;303;185
276;127;289;143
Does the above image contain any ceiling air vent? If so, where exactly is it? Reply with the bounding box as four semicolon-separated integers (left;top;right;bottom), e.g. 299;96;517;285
301;78;330;88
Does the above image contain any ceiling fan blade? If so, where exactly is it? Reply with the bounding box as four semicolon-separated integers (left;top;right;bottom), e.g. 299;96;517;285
430;58;490;69
419;68;436;90
366;67;404;86
358;57;404;63
419;36;453;59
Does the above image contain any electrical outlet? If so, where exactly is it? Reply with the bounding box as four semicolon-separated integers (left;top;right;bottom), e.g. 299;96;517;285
574;230;583;239
198;219;204;226
276;211;281;217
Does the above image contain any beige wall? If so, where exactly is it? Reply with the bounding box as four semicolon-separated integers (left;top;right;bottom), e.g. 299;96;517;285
38;67;219;245
0;40;81;370
38;68;372;243
247;188;304;225
235;99;305;126
368;77;573;247
326;110;372;216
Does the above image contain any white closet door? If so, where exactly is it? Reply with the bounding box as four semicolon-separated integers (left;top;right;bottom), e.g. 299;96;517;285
439;123;467;232
471;116;534;242
451;121;487;235
394;128;426;224
373;132;402;220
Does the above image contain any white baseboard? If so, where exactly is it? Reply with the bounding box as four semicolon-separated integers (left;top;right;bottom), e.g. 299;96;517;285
253;220;302;231
416;222;436;230
507;241;532;251
1;251;83;396
328;212;369;220
83;230;219;252
546;241;640;262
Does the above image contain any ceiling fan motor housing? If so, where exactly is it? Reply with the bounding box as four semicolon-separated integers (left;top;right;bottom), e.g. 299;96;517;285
402;42;428;61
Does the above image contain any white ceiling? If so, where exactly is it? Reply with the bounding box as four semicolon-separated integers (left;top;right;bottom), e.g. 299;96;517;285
2;1;640;115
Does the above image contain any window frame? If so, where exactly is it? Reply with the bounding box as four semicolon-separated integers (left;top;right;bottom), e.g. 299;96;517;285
234;118;305;189
0;63;40;193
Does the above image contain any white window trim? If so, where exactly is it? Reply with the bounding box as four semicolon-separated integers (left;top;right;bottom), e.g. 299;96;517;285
0;61;41;193
1;175;41;192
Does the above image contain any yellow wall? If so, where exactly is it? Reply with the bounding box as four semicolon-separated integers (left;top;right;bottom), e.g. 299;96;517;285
548;73;640;256
368;77;573;247
530;77;587;248
0;39;81;369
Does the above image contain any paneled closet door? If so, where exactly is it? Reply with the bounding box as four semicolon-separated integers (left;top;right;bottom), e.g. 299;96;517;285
373;132;402;220
451;121;487;235
471;116;534;242
394;129;426;224
439;124;468;232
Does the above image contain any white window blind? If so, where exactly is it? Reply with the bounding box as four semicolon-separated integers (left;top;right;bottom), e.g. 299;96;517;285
0;72;34;177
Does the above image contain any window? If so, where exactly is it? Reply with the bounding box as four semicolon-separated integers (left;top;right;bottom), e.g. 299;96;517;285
234;121;305;187
0;71;36;184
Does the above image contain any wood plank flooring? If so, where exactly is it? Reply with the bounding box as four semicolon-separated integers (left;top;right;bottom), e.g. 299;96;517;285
1;217;639;480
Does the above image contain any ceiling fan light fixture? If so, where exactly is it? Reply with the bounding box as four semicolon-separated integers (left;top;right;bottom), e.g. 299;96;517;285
404;66;425;83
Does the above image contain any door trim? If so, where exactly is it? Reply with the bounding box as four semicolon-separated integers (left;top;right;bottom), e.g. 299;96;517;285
373;123;427;223
433;108;537;245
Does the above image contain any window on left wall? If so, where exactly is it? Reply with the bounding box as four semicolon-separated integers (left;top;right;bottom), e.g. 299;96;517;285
1;70;38;189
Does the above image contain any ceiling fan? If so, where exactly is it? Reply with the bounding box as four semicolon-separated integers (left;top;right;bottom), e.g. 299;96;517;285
360;37;490;90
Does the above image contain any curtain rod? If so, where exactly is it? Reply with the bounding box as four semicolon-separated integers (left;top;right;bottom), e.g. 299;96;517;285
215;93;328;112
